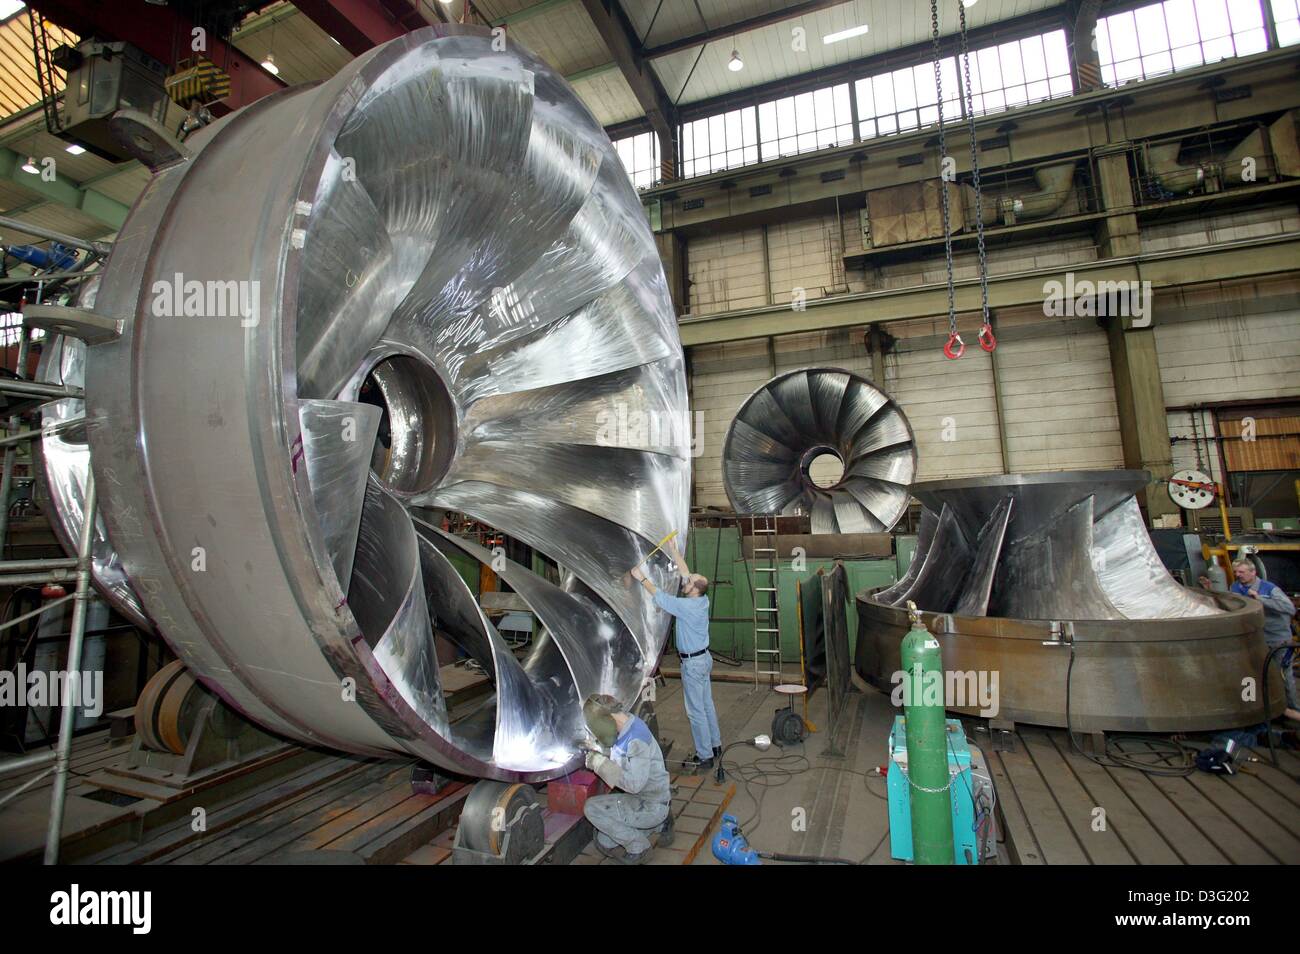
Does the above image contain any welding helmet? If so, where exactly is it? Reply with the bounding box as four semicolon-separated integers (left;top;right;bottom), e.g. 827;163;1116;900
583;694;620;748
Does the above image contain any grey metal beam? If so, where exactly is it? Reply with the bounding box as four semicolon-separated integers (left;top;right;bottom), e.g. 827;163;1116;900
642;0;848;60
579;0;677;176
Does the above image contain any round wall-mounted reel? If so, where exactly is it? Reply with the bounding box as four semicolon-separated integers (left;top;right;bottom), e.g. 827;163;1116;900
1169;468;1216;510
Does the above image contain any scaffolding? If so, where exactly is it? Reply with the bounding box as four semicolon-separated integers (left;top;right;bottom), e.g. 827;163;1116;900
0;221;107;863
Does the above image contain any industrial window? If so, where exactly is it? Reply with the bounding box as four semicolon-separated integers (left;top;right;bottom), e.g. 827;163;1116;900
757;84;854;160
680;105;758;178
1096;0;1269;85
965;30;1074;116
852;30;1073;141
611;131;661;190
0;313;23;348
1273;0;1300;46
855;58;960;138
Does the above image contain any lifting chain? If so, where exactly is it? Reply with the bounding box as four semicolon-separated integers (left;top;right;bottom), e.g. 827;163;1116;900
930;0;962;360
957;0;996;353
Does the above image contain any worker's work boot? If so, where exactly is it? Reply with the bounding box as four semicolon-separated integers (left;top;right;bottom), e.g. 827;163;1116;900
657;811;675;848
713;745;722;762
619;847;649;865
687;753;714;774
594;838;625;861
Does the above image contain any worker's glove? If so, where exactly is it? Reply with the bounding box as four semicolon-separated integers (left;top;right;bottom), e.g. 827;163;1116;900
577;738;607;756
586;751;623;788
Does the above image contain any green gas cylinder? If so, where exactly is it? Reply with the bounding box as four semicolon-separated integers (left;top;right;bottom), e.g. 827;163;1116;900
900;601;954;865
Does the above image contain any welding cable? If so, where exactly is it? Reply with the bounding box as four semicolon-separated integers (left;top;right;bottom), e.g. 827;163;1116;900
1065;641;1195;776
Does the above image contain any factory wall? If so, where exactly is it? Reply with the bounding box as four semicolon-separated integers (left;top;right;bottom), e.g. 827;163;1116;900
687;309;1126;507
683;202;1300;509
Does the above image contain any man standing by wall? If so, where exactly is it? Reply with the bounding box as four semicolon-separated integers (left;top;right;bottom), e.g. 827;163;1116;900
630;538;722;773
1231;559;1299;723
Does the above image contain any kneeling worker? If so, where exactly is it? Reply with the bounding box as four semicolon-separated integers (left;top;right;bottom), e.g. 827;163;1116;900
581;694;673;865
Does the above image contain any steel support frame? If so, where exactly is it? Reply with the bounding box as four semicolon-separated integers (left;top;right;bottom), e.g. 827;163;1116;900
0;366;100;864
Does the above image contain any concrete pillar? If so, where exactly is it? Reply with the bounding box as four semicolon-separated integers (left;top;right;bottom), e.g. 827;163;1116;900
866;323;886;386
1106;315;1178;520
1095;144;1141;258
655;230;688;315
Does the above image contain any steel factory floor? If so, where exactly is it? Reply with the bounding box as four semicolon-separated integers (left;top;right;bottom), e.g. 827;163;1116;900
648;667;903;865
4;667;1297;865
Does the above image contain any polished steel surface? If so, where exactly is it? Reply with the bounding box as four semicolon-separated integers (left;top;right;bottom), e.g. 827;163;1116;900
856;471;1267;732
722;368;916;532
34;280;152;632
46;26;688;781
886;470;1219;621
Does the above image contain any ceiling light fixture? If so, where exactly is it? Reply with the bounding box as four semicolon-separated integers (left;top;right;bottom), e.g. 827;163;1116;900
262;17;280;75
728;48;744;72
823;24;870;44
21;157;38;174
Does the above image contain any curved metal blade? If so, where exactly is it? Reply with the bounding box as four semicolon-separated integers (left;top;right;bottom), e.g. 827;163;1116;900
836;379;889;450
832;491;882;533
1094;495;1220;618
875;507;939;605
891;503;972;612
952;496;1013;616
432;480;678;665
811;495;838;534
452;258;678;403
738;387;804;450
295;150;397;400
297;399;382;595
459;358;689;458
771;370;818;437
846;445;915;486
849;407;912;460
347;478;450;739
992;495;1123;621
809;371;850;443
420;523;643;704
437;441;685;545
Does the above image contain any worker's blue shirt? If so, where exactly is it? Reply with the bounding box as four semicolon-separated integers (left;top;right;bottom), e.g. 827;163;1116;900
652;589;711;654
1232;579;1297;643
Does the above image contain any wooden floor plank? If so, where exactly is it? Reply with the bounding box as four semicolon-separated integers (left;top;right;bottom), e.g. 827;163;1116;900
157;762;401;865
995;734;1089;864
282;769;420;856
351;785;470;865
208;763;412;864
1041;731;1181;865
1;733;121;794
89;756;370;865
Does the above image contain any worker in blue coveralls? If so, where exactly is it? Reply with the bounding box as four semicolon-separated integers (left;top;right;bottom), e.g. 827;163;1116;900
630;537;722;773
580;694;673;865
1230;559;1300;722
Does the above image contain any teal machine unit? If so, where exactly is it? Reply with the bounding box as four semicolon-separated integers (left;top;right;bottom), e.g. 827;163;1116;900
887;716;995;864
